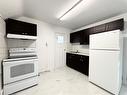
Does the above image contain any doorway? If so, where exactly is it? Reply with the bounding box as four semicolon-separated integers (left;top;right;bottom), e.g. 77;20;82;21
54;33;67;69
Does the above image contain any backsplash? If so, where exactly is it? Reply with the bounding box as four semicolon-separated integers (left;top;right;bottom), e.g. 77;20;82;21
7;39;36;49
70;43;89;54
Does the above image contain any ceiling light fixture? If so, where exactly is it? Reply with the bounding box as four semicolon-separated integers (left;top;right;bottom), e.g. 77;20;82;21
59;0;84;21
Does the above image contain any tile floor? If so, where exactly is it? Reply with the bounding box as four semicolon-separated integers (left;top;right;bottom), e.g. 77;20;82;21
15;67;127;95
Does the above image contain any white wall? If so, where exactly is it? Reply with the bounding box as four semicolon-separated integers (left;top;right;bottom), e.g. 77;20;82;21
0;1;23;88
14;17;71;72
72;12;127;85
0;17;8;94
0;0;23;18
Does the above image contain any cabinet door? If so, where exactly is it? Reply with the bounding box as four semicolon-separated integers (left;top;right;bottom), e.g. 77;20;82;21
66;53;77;69
66;53;70;67
66;53;89;76
68;54;78;70
70;31;81;43
87;27;94;35
73;54;89;76
77;55;84;73
106;19;124;31
74;54;81;71
77;55;89;76
94;24;106;34
70;33;75;43
80;30;89;45
66;53;73;67
81;56;89;76
66;53;81;71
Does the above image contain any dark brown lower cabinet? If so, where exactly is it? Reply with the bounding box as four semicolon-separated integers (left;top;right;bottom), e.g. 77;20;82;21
66;53;89;76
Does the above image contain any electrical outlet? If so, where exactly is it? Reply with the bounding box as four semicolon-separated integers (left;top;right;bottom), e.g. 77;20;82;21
122;75;127;85
125;75;127;85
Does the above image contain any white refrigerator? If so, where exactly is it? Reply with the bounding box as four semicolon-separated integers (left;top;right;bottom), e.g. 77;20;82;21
89;30;123;95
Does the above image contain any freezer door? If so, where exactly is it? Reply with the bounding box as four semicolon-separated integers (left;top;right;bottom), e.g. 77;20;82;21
90;30;121;50
89;50;122;95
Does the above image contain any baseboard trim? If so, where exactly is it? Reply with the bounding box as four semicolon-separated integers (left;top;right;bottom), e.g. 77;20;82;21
0;73;2;95
1;89;3;95
123;75;127;86
38;70;50;75
123;82;127;86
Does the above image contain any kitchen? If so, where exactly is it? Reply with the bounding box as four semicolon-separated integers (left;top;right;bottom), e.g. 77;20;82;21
0;0;127;95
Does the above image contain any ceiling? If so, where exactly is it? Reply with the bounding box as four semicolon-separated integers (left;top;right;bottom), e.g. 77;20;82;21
23;0;127;30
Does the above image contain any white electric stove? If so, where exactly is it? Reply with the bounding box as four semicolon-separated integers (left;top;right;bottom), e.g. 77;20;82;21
2;48;38;95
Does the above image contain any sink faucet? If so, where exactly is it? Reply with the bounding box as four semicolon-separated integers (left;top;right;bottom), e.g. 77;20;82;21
76;50;79;53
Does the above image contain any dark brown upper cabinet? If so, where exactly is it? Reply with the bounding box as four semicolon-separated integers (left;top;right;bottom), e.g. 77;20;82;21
105;19;124;32
70;31;81;43
89;19;124;34
70;18;124;45
93;24;106;34
70;29;90;45
80;29;89;45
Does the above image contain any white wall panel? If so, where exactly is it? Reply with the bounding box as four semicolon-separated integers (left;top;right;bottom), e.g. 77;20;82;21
0;17;8;92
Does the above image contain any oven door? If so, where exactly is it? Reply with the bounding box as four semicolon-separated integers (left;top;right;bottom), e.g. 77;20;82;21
3;58;38;84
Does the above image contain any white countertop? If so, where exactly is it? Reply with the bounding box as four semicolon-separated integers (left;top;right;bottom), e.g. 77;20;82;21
67;51;89;56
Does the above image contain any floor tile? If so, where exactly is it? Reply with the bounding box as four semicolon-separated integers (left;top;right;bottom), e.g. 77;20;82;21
15;67;127;95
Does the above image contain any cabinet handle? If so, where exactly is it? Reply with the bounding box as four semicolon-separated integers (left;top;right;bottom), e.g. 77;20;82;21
80;59;83;62
81;59;84;62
